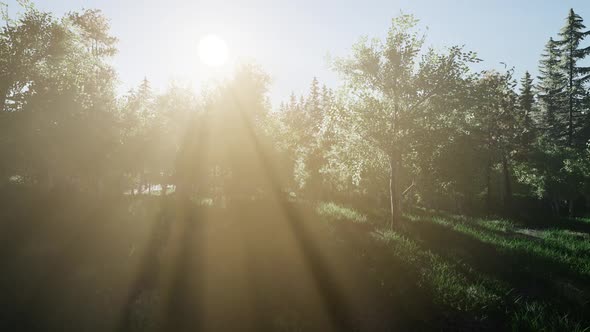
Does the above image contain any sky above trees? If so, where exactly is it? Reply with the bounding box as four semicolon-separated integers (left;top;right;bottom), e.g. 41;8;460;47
4;0;590;105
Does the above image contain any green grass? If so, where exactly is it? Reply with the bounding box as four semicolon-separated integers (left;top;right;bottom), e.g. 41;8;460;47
373;229;503;314
319;202;590;330
401;210;590;330
420;213;590;277
511;299;590;332
2;194;589;331
316;201;368;223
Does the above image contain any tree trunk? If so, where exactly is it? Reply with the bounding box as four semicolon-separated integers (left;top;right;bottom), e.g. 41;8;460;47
502;154;512;212
388;155;401;229
486;157;492;214
568;41;574;146
0;86;7;112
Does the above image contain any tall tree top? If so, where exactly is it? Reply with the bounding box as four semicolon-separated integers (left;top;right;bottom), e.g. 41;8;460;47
519;71;534;117
557;8;590;64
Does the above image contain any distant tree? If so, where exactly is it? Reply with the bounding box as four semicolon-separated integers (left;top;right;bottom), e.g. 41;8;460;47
120;77;155;193
469;71;523;212
67;9;117;57
537;37;567;141
517;71;536;152
279;78;335;200
175;64;282;203
519;71;535;119
150;84;196;196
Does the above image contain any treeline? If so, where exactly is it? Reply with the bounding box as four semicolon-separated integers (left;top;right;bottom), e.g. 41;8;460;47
1;3;589;226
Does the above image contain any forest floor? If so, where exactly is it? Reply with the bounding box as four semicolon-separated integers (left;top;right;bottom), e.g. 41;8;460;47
0;191;589;331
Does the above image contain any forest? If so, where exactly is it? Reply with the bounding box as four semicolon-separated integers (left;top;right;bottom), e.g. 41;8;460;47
1;1;589;331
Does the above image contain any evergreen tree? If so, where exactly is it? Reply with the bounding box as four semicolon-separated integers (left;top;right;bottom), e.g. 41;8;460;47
556;8;590;147
305;77;322;135
519;71;535;118
537;38;567;140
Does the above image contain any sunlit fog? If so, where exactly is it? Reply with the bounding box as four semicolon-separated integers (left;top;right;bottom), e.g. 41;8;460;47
1;1;590;331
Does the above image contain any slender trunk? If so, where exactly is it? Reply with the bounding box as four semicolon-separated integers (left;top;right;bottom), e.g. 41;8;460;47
486;157;492;214
388;155;401;229
549;194;560;216
568;40;574;146
138;172;143;195
0;85;7;112
389;160;395;229
502;154;512;212
568;199;574;218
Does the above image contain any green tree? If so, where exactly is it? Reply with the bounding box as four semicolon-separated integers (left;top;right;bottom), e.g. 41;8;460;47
537;37;567;141
469;71;523;212
556;8;590;147
333;14;477;227
0;4;119;192
0;3;66;113
519;71;535;119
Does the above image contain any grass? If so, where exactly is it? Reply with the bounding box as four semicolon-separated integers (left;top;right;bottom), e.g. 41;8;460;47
316;201;368;223
398;210;590;331
511;300;590;332
316;201;590;330
0;191;588;331
373;230;503;314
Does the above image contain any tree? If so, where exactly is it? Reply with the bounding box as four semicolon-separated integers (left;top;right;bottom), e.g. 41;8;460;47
0;4;67;113
0;4;119;192
174;64;282;204
333;14;477;227
537;37;567;141
556;8;590;147
469;71;523;212
519;71;535;119
120;77;156;194
278;78;335;200
517;71;536;155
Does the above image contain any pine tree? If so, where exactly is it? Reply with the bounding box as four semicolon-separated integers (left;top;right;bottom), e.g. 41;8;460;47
519;71;534;118
518;71;536;148
556;8;590;146
537;38;567;140
305;77;322;134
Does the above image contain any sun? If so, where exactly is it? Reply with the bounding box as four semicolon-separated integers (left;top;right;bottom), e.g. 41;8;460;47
198;34;229;67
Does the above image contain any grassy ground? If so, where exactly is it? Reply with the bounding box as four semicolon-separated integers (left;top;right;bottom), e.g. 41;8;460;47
0;191;588;331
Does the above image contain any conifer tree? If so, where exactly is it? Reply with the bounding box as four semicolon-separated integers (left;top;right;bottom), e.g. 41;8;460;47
519;71;535;118
556;8;590;147
537;38;567;140
305;77;322;134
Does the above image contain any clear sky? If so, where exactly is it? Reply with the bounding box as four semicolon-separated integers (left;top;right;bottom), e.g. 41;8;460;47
5;0;590;106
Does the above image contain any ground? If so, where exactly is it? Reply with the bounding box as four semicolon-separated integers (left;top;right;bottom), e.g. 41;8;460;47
0;191;588;331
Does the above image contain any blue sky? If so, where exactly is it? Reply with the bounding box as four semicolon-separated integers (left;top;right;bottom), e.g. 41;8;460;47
4;0;590;106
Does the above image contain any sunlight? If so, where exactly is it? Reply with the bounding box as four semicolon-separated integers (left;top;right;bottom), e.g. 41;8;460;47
3;1;590;330
198;34;229;67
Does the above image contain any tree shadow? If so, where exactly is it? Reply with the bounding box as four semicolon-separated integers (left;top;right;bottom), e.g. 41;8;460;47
398;215;590;321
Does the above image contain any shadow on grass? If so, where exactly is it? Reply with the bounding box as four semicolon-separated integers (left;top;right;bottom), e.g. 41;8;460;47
398;212;590;328
2;191;588;331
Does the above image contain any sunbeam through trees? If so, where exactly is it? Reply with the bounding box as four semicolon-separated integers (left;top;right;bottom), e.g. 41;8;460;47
1;1;590;331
